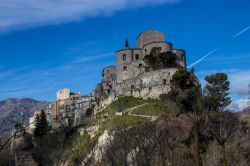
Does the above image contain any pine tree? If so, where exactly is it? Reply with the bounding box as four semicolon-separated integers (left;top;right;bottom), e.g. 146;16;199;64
204;73;234;166
204;73;231;112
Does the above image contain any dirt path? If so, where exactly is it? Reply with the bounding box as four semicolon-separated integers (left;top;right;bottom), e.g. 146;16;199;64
122;103;158;120
122;103;148;114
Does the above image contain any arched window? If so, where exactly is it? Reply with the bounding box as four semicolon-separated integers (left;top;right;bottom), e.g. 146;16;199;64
145;49;147;54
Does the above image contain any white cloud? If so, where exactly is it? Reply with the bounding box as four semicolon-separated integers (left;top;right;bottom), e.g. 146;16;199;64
227;98;250;112
0;0;180;32
234;85;250;96
229;70;250;96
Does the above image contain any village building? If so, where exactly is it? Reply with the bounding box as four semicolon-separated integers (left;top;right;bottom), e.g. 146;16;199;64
50;89;95;129
102;65;117;93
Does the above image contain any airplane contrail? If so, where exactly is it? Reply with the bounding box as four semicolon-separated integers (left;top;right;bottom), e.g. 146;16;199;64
187;26;249;69
233;26;250;39
187;48;218;69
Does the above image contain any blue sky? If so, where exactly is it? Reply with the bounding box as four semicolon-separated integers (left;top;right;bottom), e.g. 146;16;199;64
0;0;249;110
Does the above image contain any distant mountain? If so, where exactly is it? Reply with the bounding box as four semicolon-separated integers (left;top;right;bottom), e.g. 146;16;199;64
238;106;250;117
0;98;49;137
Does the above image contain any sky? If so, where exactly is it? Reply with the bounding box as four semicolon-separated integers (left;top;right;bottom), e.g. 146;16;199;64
0;0;249;111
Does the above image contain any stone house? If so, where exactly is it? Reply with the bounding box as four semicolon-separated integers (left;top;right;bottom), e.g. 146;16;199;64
102;65;117;93
50;89;95;129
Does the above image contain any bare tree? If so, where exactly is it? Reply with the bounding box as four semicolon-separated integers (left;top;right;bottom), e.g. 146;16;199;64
134;122;157;166
155;113;193;166
104;127;138;166
0;115;24;151
208;111;240;166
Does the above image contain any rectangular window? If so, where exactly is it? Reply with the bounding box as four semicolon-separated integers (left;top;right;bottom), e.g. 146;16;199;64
139;63;142;67
123;66;127;71
123;54;126;61
135;54;139;60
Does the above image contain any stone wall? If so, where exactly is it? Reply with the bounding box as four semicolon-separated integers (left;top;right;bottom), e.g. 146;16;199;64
115;68;177;99
142;41;172;56
115;30;184;85
137;30;165;48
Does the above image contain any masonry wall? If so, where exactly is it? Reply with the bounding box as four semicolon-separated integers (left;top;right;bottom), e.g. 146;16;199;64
137;30;165;48
141;42;172;56
115;68;177;99
116;49;145;84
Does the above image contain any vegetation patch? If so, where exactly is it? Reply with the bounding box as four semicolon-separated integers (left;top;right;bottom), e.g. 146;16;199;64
132;99;178;116
97;96;149;131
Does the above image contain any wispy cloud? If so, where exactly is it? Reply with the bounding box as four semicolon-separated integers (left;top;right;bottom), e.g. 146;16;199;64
187;48;218;69
72;52;114;63
233;26;250;39
0;46;114;100
0;88;29;94
0;0;180;33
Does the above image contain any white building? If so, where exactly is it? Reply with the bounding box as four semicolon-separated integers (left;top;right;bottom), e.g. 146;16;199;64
56;88;70;101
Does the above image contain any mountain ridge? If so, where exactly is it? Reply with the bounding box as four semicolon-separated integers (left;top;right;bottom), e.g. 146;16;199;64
0;98;49;137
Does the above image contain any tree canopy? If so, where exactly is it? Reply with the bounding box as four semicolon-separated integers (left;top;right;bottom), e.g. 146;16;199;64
143;47;177;70
204;73;231;112
33;110;48;138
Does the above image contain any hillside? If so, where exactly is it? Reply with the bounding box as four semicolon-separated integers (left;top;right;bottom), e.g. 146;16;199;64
2;96;249;166
24;96;248;166
238;107;250;127
238;106;250;117
0;98;49;137
24;96;181;165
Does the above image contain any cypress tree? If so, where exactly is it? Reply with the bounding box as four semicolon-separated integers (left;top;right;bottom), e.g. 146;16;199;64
33;110;48;138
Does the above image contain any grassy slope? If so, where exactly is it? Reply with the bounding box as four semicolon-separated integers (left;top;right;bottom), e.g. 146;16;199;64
132;99;178;116
61;96;178;165
98;96;148;131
